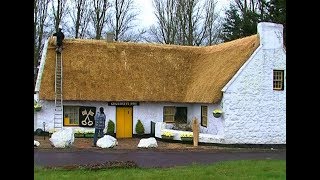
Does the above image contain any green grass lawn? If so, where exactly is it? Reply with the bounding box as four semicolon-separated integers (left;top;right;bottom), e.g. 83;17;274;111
34;159;286;180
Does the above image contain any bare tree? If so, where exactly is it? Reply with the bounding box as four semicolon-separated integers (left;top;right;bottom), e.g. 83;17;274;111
107;0;139;41
150;0;220;46
34;0;50;66
91;0;110;39
234;0;267;16
176;0;204;45
51;0;69;32
151;0;178;44
200;0;221;45
69;0;92;38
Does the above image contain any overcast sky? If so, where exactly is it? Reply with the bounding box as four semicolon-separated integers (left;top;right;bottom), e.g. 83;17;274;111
135;0;230;28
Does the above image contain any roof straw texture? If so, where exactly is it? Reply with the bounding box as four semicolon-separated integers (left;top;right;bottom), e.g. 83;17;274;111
39;35;259;103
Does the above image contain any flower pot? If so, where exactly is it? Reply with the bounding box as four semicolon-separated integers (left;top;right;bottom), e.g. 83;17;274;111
180;137;193;141
161;135;173;140
213;113;221;118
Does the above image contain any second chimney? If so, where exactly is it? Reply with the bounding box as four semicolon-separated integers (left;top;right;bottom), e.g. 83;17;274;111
257;22;283;50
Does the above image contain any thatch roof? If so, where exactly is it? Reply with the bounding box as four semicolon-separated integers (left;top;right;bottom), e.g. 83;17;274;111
39;35;259;103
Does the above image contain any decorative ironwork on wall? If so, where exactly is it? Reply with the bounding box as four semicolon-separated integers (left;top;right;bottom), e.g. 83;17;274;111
79;106;96;127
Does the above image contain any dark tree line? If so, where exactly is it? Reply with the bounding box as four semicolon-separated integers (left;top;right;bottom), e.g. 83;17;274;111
221;0;286;45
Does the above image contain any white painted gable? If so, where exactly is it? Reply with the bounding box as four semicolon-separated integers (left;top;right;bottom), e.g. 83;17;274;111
221;22;286;144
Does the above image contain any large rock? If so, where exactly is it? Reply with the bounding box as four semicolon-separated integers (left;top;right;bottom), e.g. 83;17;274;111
137;137;158;148
97;135;118;148
49;129;74;148
34;140;40;147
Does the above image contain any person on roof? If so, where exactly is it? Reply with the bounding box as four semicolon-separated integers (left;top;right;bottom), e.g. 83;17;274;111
52;25;65;53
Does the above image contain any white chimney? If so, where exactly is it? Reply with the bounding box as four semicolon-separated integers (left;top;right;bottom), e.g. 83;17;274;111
106;32;114;42
257;22;284;49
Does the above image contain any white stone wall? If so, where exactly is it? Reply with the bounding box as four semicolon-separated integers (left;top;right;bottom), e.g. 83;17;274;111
34;101;225;136
133;103;224;135
199;104;224;136
34;100;116;132
133;102;202;134
222;47;286;144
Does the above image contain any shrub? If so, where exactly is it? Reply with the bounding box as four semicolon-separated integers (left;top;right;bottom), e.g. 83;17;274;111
135;119;145;135
34;128;43;135
107;120;115;134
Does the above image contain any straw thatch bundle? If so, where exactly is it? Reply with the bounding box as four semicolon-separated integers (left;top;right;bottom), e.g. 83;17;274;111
40;35;259;103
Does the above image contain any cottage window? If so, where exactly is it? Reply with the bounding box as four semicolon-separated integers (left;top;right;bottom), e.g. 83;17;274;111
201;106;208;127
63;106;96;127
63;106;80;126
273;70;284;90
163;106;175;123
175;107;187;124
163;106;187;123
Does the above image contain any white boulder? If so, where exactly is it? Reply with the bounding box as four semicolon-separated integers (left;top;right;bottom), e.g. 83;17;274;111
49;128;74;148
137;137;158;148
34;140;40;147
97;135;118;148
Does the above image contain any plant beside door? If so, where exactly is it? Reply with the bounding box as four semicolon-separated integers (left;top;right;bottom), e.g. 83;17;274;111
135;119;145;137
106;120;115;137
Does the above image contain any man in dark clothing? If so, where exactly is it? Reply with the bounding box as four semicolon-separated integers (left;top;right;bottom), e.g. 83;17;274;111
93;107;106;147
53;25;65;53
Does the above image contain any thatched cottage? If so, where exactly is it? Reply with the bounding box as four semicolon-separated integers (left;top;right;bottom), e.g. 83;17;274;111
34;22;286;144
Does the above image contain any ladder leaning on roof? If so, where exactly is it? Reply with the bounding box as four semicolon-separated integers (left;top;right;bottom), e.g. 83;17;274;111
54;52;63;131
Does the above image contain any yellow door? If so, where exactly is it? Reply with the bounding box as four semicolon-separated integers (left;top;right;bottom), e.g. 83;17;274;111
116;107;132;138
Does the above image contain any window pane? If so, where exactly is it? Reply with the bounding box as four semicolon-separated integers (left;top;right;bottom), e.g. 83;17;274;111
165;115;174;122
202;117;207;126
175;107;187;124
201;106;208;127
164;106;175;122
273;70;284;90
202;106;207;116
64;106;79;125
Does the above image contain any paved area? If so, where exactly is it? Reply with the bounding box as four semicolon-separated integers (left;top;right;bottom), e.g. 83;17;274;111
34;149;286;168
34;136;286;168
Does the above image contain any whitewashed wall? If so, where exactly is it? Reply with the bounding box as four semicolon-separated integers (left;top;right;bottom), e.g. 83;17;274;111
221;22;286;144
34;100;116;132
132;102;224;135
199;104;224;136
34;101;225;136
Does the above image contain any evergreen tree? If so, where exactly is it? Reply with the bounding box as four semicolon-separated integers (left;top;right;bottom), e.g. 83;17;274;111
221;5;243;42
221;4;260;42
221;0;286;45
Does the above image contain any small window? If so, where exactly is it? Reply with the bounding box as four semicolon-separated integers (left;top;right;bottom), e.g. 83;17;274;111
64;106;80;126
163;106;175;123
201;106;208;127
273;70;284;90
63;106;96;127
